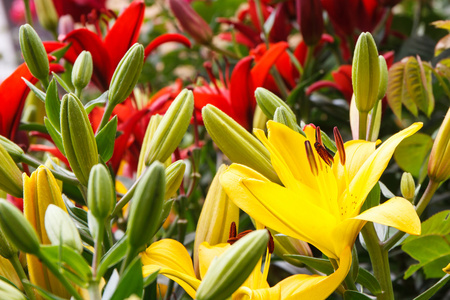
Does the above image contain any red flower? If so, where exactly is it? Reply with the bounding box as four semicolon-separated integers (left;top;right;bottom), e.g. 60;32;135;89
52;0;106;22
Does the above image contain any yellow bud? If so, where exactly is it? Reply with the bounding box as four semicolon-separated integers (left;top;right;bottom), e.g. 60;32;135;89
0;143;23;198
428;108;450;182
400;172;416;202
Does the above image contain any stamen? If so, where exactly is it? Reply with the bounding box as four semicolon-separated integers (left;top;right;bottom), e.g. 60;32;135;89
314;142;334;166
315;126;322;146
333;127;346;166
267;230;274;254
228;221;237;239
305;141;318;176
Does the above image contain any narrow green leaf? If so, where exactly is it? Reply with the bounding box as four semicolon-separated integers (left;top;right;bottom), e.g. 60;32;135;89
22;281;66;300
143;270;159;287
356;268;382;295
110;256;143;300
22;77;46;102
413;274;450;300
84;91;108;114
283;254;334;275
344;290;376;300
97;236;129;279
44;118;65;155
95;116;117;162
52;72;73;93
45;79;61;131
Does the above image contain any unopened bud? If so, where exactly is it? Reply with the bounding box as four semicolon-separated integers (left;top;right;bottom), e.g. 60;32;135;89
35;0;58;33
352;32;380;113
428;108;450;182
0;135;24;161
127;162;165;250
274;107;304;135
137;114;163;176
108;43;144;107
0;144;23;198
88;164;116;221
168;0;213;45
0;200;40;254
61;93;98;185
296;0;324;46
255;88;296;121
202;104;279;183
252;105;268;130
196;230;269;300
145;89;194;165
45;204;83;253
272;232;312;267
19;24;49;84
72;51;93;93
0;227;17;259
165;160;185;200
400;172;415;202
377;55;388;100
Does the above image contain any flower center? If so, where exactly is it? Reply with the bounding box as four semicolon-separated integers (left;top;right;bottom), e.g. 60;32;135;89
227;222;274;253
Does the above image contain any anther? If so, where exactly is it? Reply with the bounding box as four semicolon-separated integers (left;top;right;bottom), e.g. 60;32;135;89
305;141;319;176
333;127;346;166
314;142;334;166
315;126;322;146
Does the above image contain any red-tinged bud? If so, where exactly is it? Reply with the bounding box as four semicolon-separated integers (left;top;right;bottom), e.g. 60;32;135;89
296;0;324;46
168;0;213;45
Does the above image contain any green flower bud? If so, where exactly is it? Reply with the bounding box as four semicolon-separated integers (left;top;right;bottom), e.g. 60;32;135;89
137;114;163;177
255;87;295;121
44;204;83;253
0;200;40;254
61;93;98;185
88;164;116;220
273;107;305;136
400;172;415;202
352;32;380;113
19;24;49;84
428;108;450;183
0;280;26;300
202;104;279;183
0;227;17;259
270;231;312;267
0;135;24;161
0;143;23;198
377;55;388;100
165;160;186;200
72;51;93;93
145;89;194;165
127;162;165;250
108;43;144;107
35;0;58;33
196;230;269;300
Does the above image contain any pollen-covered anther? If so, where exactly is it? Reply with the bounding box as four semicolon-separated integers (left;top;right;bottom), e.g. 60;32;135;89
305;141;319;176
333;127;346;166
315;126;323;146
314;142;333;166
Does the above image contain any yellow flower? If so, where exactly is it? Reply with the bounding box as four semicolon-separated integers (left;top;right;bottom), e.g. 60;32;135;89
220;121;423;260
141;238;352;299
23;165;70;299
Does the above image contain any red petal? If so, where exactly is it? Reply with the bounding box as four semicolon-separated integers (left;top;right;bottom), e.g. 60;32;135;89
251;42;289;88
104;0;145;68
29;145;70;166
306;80;341;95
144;33;191;59
229;56;254;129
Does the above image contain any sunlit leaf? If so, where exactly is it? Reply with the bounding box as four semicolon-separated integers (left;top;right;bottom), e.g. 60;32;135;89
394;133;433;178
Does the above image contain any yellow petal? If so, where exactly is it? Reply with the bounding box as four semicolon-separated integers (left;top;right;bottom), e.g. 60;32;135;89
341;122;423;218
353;197;421;235
221;164;339;259
198;242;230;279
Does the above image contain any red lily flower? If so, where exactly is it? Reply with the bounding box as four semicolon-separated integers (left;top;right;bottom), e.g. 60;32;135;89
52;0;106;22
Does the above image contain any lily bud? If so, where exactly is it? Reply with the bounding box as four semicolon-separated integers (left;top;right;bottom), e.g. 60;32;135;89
0;143;23;198
271;232;312;267
165;160;186;200
273;107;304;135
72;51;93;93
0;279;26;300
127;162;166;250
296;0;324;46
352;32;380;113
45;204;83;253
400;172;416;202
196;230;269;300
61;93;98;186
145;89;194;165
255;87;295;121
0;227;17;259
377;55;388;100
0;135;24;161
35;0;58;33
19;24;49;84
88;164;116;221
252;105;268;131
428;108;450;182
108;43;144;107
168;0;213;45
202;104;279;183
194;165;239;276
0;200;40;255
137;114;163;177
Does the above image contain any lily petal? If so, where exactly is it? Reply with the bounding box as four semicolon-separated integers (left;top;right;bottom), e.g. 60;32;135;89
198;242;230;279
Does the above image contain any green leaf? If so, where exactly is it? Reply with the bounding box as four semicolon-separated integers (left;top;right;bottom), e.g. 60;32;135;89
22;77;46;102
95;116;117;162
344;290;376;300
84;91;108;114
52;72;73;93
436;58;450;79
402;211;450;279
405;57;434;117
48;42;71;61
361;182;380;212
283;254;334;275
143;270;159;287
356;268;382;295
97;236;129;279
22;281;67;300
394;133;433;178
386;61;406;119
110;256;143;300
413;274;450;300
44;118;65;155
45;79;61;131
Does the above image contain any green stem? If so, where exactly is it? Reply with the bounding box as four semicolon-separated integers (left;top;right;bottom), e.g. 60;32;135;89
10;254;37;300
254;0;269;47
367;100;380;141
359;111;368;140
92;222;104;280
383;180;440;251
209;44;239;59
361;223;394;300
163;280;175;300
96;102;115;134
120;247;137;275
112;172;143;216
88;281;101;300
37;250;83;300
23;0;33;26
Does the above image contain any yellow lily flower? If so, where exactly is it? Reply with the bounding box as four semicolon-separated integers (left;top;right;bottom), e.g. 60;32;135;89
220;121;423;260
142;238;352;299
23;165;70;299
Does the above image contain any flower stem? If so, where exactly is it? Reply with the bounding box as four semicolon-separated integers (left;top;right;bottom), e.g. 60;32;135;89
23;0;33;26
359;111;368;140
97;102;115;134
361;223;394;300
9;254;37;300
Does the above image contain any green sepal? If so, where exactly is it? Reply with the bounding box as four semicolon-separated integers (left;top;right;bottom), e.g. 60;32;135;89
95;116;117;162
